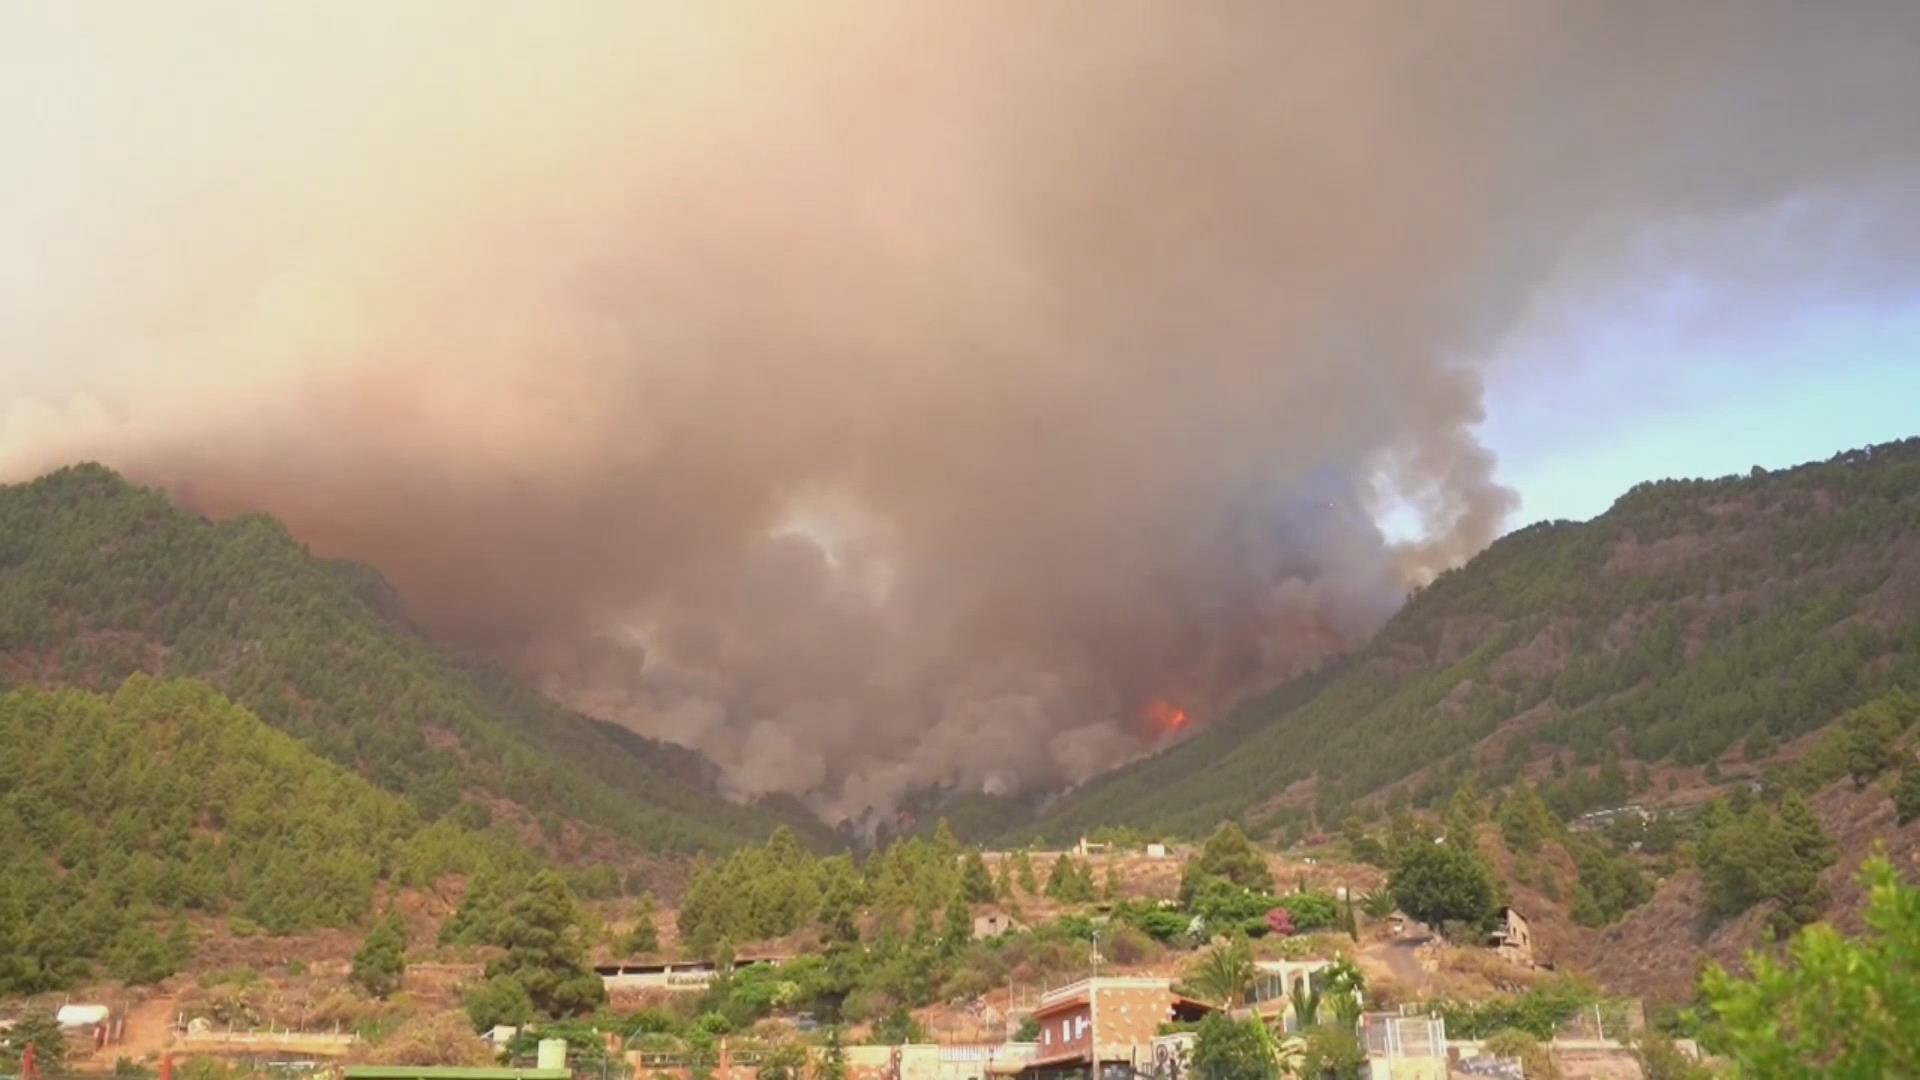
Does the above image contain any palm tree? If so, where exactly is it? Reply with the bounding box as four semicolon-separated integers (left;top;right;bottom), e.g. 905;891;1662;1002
1289;978;1321;1028
1183;936;1255;1008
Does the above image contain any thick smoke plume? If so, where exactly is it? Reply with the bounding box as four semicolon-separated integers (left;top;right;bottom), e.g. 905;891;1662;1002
4;3;1918;819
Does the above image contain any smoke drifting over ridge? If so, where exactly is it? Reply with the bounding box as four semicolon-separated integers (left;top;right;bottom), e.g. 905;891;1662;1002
5;4;1919;818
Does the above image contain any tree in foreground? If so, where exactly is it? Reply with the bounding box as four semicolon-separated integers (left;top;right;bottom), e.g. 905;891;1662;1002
484;870;606;1019
1297;1023;1366;1080
351;912;409;998
0;1011;67;1075
1189;1011;1275;1080
1389;840;1500;935
1699;855;1920;1077
463;974;536;1031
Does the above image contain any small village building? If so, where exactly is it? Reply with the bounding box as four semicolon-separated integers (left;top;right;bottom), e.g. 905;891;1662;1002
1020;978;1212;1080
1144;843;1168;859
596;956;786;994
845;1043;1038;1080
973;911;1024;940
1488;907;1534;968
1247;961;1347;1034
55;1005;111;1030
1359;1013;1448;1078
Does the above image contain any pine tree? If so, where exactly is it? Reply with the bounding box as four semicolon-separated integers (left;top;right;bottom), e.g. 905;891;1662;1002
911;892;937;944
1895;759;1920;825
1446;783;1482;849
943;893;973;953
1013;849;1038;894
1497;784;1556;855
677;856;723;954
961;849;995;902
994;857;1013;899
1179;822;1271;903
105;922;182;987
931;819;961;861
622;892;660;955
485;870;605;1017
350;911;408;998
1046;855;1089;901
4;1012;67;1075
817;855;864;947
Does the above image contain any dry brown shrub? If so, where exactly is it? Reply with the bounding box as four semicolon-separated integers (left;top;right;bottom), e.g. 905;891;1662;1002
356;1011;495;1067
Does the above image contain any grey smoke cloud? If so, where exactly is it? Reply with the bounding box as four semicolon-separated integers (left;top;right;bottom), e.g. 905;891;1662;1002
3;2;1918;819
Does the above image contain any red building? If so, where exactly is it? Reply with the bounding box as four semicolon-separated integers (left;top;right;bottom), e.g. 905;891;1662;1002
1022;978;1213;1080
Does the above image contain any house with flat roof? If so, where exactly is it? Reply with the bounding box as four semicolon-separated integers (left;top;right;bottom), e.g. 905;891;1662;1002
1020;978;1213;1080
595;956;788;993
1247;960;1338;1033
1487;907;1535;968
973;911;1024;940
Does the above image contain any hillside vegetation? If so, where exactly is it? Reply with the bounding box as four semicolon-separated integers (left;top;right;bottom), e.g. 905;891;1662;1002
0;677;532;992
0;465;830;854
1025;437;1920;840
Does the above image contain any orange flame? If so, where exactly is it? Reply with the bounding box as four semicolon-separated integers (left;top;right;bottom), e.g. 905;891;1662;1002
1145;698;1190;733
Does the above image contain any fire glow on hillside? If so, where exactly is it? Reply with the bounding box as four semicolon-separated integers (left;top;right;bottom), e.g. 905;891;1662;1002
1145;699;1190;736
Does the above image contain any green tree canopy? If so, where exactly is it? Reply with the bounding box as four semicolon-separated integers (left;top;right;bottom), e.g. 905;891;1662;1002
1180;823;1272;903
485;870;605;1018
1182;936;1255;1008
350;912;409;998
1700;855;1920;1077
1045;855;1096;902
1390;840;1500;934
1189;1011;1276;1080
621;891;660;955
961;849;995;903
1696;792;1836;933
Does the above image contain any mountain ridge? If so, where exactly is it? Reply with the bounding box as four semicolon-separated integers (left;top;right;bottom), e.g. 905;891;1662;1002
0;464;836;854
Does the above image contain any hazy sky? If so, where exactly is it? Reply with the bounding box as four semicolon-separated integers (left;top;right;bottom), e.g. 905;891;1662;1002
1482;301;1920;528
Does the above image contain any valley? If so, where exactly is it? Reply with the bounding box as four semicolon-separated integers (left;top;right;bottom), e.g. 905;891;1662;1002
3;441;1919;1080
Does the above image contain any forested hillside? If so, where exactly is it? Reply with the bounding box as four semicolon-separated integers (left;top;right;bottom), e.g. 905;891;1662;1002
1026;437;1920;840
0;465;832;854
0;677;532;992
